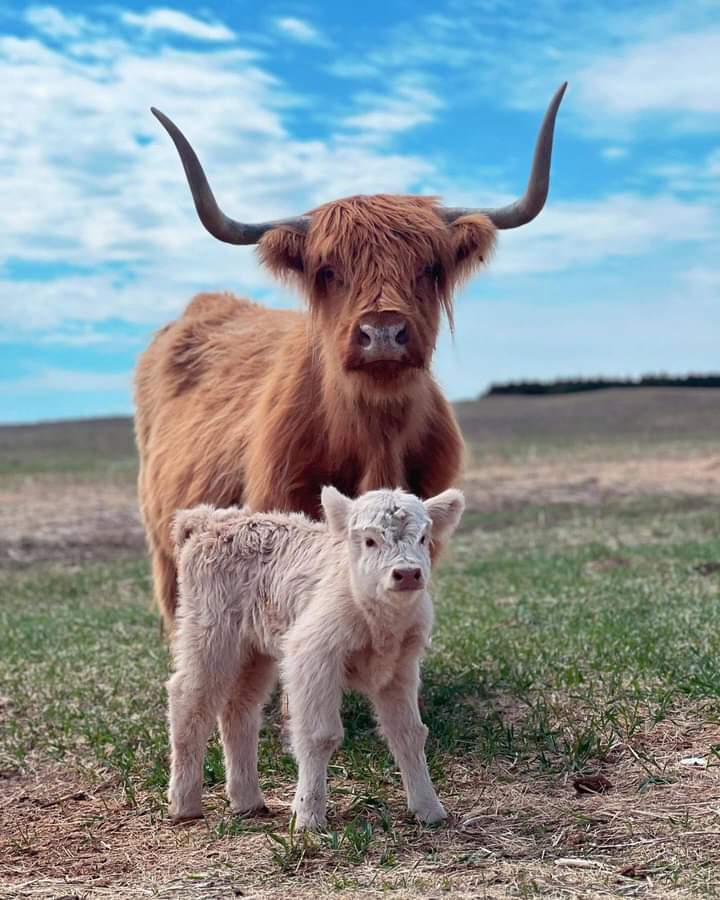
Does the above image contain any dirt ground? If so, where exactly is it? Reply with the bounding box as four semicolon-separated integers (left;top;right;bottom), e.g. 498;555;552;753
4;718;720;899
2;448;719;568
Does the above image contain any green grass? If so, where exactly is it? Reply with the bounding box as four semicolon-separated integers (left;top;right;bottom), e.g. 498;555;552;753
2;499;719;809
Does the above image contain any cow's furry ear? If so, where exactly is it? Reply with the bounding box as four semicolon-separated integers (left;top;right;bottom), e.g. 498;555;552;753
321;485;353;535
424;489;465;543
257;227;306;278
449;215;496;278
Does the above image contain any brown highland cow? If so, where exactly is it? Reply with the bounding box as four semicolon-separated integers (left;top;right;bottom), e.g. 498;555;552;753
136;83;567;631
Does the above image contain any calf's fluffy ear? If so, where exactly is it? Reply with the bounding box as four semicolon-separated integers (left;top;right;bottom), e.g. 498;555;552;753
321;485;353;535
424;489;465;543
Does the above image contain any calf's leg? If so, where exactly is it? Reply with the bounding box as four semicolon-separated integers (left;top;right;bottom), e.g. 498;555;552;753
167;621;240;822
284;651;343;830
370;661;446;824
219;652;277;815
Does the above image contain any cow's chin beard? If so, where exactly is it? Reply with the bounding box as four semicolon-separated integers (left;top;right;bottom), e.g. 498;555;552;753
347;358;426;387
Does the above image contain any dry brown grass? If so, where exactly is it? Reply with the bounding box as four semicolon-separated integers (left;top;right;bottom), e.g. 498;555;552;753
4;715;720;899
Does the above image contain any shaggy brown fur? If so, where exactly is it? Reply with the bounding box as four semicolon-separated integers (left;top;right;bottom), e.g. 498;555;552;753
135;194;495;630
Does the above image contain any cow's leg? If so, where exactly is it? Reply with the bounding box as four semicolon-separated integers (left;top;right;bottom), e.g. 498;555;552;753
283;648;343;830
151;542;177;635
369;659;446;825
219;652;277;815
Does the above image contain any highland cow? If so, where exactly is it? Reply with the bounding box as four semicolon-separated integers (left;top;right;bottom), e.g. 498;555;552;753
167;486;465;828
136;84;566;632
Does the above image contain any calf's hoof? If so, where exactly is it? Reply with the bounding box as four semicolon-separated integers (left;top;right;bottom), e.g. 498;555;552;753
231;797;269;817
169;807;204;825
413;800;448;825
168;791;203;824
291;806;327;831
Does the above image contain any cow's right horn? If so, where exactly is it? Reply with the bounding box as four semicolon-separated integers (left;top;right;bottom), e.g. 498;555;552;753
440;82;568;230
151;108;310;245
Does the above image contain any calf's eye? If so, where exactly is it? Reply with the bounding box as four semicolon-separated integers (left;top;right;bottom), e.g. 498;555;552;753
365;538;376;548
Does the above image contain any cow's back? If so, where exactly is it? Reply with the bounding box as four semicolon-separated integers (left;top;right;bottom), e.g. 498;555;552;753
134;293;307;623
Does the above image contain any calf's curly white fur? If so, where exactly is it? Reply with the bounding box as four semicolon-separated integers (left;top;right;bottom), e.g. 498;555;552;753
167;485;464;829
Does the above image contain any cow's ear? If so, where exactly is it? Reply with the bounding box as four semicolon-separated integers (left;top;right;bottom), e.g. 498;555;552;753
257;227;306;278
424;489;465;543
321;485;353;535
449;214;496;276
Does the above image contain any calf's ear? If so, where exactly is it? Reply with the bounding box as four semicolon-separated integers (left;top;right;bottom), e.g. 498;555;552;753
321;485;353;535
424;489;465;543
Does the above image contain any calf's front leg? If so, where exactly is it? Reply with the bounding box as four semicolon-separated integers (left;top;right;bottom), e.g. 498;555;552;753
283;648;344;830
370;661;446;824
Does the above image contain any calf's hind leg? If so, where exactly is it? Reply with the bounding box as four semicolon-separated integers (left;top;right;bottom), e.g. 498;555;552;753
219;652;277;815
167;624;239;822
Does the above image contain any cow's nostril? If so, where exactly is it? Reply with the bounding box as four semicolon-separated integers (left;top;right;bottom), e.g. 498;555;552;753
395;327;409;346
392;569;403;581
413;569;421;580
358;328;372;348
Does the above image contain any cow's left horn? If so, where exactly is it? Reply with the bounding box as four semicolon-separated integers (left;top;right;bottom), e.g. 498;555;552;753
440;82;567;230
151;108;310;244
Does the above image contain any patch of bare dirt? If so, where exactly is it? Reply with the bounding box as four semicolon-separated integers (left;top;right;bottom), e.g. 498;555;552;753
464;451;720;511
4;719;720;899
0;475;144;568
2;450;719;569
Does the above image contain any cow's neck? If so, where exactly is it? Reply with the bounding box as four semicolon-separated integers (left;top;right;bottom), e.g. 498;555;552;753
316;350;432;491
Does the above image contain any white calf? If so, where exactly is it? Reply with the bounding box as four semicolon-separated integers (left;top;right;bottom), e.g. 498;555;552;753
166;485;464;829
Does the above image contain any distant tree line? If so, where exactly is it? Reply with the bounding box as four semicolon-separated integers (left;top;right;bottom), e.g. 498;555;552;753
486;374;720;396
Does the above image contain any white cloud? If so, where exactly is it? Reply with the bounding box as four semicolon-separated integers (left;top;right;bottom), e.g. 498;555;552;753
492;193;716;275
0;367;132;395
24;5;88;38
0;15;438;335
343;80;444;136
120;8;234;42
601;146;628;161
273;17;326;46
648;147;720;194
575;29;720;126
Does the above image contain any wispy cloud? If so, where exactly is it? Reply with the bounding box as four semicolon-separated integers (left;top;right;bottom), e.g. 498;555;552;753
272;16;327;46
0;367;132;394
120;8;235;42
24;5;88;38
492;193;716;276
343;79;443;137
575;28;720;130
601;146;628;161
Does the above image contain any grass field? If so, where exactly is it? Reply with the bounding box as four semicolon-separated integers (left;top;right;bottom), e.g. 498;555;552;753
1;390;720;899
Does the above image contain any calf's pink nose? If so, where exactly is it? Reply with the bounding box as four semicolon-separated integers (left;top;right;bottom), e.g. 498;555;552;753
391;567;423;591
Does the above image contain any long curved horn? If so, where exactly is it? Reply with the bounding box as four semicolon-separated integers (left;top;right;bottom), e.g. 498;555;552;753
151;108;310;245
440;82;567;230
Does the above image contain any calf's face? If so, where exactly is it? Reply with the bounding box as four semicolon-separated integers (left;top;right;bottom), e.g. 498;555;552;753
321;486;465;604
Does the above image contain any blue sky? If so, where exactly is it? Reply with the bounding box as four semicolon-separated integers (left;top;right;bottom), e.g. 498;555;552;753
0;0;718;423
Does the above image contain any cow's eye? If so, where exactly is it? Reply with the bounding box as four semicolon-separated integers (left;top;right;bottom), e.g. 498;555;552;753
420;535;426;545
319;266;336;285
365;537;376;548
423;263;442;281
